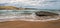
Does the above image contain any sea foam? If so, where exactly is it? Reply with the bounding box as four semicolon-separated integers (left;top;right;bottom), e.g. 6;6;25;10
0;14;60;22
0;10;60;22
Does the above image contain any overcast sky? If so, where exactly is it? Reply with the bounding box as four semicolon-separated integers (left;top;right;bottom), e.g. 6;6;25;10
0;0;60;9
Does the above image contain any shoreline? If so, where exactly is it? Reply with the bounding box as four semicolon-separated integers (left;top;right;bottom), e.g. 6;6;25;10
0;19;60;28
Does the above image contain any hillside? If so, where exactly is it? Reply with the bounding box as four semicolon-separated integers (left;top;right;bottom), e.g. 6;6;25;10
0;6;24;10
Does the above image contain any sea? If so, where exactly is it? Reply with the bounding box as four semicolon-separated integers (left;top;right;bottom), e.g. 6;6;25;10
0;9;60;22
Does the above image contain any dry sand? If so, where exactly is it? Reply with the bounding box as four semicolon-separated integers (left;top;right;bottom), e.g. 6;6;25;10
0;20;60;28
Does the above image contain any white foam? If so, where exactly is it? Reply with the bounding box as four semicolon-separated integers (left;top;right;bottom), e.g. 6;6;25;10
0;14;60;22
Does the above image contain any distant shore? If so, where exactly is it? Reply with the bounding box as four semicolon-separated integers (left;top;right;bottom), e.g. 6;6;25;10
0;6;24;10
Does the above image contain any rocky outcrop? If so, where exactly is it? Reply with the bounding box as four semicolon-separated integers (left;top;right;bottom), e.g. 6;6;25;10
35;11;59;16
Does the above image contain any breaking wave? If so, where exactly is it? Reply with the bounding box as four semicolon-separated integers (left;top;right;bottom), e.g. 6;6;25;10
0;10;60;22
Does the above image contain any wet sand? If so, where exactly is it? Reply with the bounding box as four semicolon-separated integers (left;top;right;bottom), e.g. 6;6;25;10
0;20;60;28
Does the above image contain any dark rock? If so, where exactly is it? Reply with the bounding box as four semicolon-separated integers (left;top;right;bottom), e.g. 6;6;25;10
35;11;59;16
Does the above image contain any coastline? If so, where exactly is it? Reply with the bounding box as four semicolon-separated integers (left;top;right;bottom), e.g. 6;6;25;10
0;6;60;28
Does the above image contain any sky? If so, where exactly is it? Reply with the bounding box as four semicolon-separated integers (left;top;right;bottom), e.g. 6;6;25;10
0;0;60;9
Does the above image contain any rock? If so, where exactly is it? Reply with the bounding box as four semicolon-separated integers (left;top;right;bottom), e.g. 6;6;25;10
35;11;59;16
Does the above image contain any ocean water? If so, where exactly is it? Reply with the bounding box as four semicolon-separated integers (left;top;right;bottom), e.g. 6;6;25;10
0;10;60;22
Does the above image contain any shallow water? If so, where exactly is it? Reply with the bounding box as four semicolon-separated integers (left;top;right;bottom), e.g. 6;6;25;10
0;10;60;22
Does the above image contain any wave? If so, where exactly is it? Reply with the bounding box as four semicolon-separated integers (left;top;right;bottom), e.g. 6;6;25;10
0;13;60;22
0;10;60;22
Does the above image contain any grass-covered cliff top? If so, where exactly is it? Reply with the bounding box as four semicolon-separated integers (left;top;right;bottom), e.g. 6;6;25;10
0;6;24;10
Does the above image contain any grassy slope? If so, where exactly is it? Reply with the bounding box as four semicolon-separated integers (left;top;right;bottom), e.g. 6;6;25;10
0;6;23;10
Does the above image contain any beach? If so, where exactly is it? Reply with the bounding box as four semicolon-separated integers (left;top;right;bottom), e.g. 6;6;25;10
0;20;60;28
0;9;60;28
0;0;60;28
0;10;60;28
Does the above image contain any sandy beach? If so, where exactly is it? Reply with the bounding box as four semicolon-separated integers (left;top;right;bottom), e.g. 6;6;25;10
0;7;60;28
0;11;60;28
0;19;60;28
0;0;60;28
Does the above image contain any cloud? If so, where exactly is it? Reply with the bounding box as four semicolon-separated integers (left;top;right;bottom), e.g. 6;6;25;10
0;0;60;9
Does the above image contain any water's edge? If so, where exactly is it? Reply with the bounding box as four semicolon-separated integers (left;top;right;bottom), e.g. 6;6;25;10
0;10;60;22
